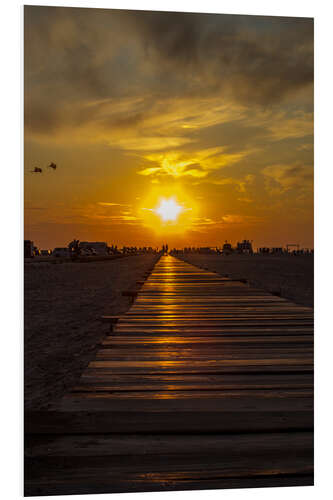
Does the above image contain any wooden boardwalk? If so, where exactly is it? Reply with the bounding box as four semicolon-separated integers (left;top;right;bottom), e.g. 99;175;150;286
25;255;314;495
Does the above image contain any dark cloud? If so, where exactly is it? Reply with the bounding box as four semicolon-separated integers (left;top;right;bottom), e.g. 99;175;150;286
24;99;60;135
24;6;313;136
129;11;313;105
128;11;206;67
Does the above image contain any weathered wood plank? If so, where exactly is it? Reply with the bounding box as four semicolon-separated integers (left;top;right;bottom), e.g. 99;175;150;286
26;431;313;458
24;473;314;497
26;405;313;434
102;335;314;345
88;359;313;371
78;372;314;389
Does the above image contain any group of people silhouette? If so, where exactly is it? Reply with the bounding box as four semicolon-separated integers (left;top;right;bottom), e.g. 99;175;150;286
161;244;169;254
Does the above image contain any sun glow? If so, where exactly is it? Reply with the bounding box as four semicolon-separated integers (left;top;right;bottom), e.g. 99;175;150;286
154;198;183;222
139;186;198;238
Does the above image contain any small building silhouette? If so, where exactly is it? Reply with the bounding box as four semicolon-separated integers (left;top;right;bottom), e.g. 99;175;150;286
222;241;233;255
236;240;253;254
259;247;270;254
79;241;108;255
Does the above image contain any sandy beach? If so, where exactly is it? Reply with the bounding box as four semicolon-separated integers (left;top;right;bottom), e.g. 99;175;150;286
24;254;159;410
180;254;314;308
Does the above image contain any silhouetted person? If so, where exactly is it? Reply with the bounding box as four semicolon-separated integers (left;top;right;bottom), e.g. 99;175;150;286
68;239;80;260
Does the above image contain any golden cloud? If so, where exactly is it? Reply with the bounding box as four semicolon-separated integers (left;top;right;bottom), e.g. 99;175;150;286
138;148;250;179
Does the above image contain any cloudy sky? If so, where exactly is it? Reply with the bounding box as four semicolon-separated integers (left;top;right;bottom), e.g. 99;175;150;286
24;6;313;249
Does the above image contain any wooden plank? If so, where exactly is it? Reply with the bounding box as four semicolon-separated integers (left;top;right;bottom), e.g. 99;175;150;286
127;306;313;311
88;359;313;370
24;473;314;497
115;320;313;327
61;389;313;400
26;431;313;458
102;335;313;345
118;315;314;322
78;372;314;388
95;345;313;357
55;390;313;409
117;327;312;334
74;374;314;392
25;403;313;434
97;344;313;352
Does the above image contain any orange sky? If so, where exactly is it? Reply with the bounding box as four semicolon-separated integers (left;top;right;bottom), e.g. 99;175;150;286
24;7;313;250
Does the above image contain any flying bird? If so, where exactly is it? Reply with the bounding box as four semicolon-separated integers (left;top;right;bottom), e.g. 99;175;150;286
31;167;42;173
48;162;57;170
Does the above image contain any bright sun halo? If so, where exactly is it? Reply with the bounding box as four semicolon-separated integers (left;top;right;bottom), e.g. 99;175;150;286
154;197;183;222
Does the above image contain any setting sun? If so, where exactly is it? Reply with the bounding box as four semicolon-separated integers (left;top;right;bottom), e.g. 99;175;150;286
139;187;197;238
154;198;183;222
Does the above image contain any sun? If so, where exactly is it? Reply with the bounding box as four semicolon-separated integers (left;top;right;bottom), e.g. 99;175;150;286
139;188;197;235
154;197;183;222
